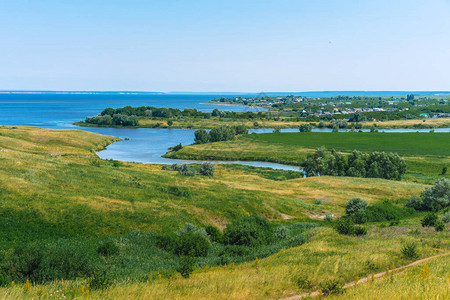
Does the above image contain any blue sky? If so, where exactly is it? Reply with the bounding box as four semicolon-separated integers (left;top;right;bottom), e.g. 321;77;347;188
0;0;449;92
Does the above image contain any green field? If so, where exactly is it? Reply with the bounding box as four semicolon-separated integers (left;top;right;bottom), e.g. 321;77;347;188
251;132;450;156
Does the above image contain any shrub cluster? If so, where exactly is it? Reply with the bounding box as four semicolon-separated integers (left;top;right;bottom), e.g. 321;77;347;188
421;213;445;231
170;164;196;177
406;179;449;212
0;240;98;284
223;215;273;247
334;218;367;236
85;114;139;126
155;223;211;257
162;163;215;177
194;125;248;144
351;201;415;224
299;123;313;132
302;147;407;180
335;198;416;236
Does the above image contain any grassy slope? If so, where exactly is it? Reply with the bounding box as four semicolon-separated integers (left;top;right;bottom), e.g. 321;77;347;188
329;253;450;300
0;126;428;247
1;224;448;299
0;127;448;299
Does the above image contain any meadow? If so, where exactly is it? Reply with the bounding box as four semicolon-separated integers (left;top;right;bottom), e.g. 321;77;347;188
165;132;450;184
0;126;448;299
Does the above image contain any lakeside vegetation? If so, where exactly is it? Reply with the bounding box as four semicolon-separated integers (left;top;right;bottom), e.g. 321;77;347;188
164;132;450;183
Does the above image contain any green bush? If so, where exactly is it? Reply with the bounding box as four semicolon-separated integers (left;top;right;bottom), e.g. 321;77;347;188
405;195;423;210
335;218;355;235
299;124;313;132
274;226;288;239
353;201;415;224
434;220;445;232
154;233;178;253
353;226;367;236
442;211;450;223
345;198;368;215
320;279;345;296
314;199;322;205
194;129;209;144
287;234;307;247
97;240;119;257
421;213;438;227
205;225;223;243
223;215;273;247
200;162;215;176
421;178;449;211
171;164;196;177
88;267;113;290
401;242;419;259
294;275;313;290
174;232;210;257
219;245;251;257
177;256;195;279
324;213;334;222
4;240;96;283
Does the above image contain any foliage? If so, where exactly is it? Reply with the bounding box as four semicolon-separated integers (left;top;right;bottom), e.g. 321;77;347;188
320;279;345;296
194;129;209;144
199;162;215;176
420;178;450;211
168;143;183;152
401;242;419;259
223;215;273;247
88;267;113;290
177;256;196;279
405;195;423;211
442;211;450;223
352;201;415;224
434;220;445;232
170;163;196;177
302;147;406;180
97;240;119;257
1;240;97;284
353;226;367;236
294;275;313;290
274;226;288;239
405;179;450;212
205;225;223;243
345;198;368;215
421;213;438;227
334;218;355;235
299;123;312;132
324;213;334;222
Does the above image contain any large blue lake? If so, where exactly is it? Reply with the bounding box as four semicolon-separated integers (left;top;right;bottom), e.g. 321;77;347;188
1;91;448;170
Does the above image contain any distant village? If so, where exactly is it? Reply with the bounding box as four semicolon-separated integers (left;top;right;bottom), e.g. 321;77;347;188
216;95;450;120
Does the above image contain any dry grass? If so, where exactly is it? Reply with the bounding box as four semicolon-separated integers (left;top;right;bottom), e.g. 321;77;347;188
362;117;450;128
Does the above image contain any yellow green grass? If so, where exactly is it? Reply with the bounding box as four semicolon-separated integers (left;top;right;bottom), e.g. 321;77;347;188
138;118;301;129
0;126;428;243
0;126;448;299
362;117;450;128
0;225;447;299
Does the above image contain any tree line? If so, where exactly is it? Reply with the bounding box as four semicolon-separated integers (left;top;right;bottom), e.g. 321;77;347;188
194;125;248;143
302;147;407;180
